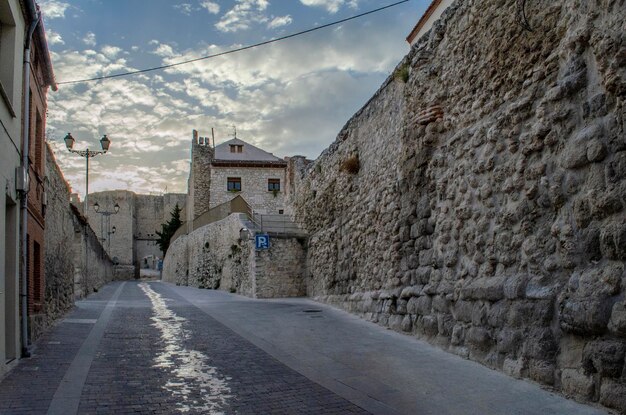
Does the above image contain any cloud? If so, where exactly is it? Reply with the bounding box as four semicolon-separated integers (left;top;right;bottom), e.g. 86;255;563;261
46;1;413;197
47;29;64;45
268;15;292;29
39;0;71;19
215;0;270;32
174;3;194;15
200;1;220;14
299;0;359;13
83;32;96;46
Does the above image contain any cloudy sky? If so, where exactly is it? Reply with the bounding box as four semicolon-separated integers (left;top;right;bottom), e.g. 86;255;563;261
40;0;425;196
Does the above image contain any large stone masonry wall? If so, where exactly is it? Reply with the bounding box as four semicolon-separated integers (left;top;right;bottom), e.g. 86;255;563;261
291;0;626;411
163;213;306;298
253;237;306;298
36;146;75;339
209;166;286;214
163;214;253;295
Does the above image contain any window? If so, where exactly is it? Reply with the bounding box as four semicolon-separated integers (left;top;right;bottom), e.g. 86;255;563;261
229;144;243;153
35;110;42;170
227;177;241;191
268;179;280;191
33;241;41;303
0;9;18;111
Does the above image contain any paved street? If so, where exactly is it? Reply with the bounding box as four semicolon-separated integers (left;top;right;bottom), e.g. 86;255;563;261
0;281;610;415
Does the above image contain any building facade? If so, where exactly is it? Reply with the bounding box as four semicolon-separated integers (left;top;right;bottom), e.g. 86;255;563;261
188;130;288;220
82;190;186;277
25;4;56;338
0;0;26;378
1;0;55;374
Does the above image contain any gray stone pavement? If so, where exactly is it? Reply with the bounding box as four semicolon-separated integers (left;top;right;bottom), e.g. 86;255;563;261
0;281;611;414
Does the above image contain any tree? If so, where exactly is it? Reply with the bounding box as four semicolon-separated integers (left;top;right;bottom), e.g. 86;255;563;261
156;203;183;254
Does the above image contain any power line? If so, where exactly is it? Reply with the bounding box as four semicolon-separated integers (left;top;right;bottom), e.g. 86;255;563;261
57;0;410;85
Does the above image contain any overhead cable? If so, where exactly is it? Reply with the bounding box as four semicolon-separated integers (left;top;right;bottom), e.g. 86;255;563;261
57;0;410;85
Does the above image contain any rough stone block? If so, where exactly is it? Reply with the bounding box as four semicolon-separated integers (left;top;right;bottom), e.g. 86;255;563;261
528;359;556;385
508;300;553;328
451;324;465;346
452;300;473;323
599;379;626;414
503;274;529;299
503;357;526;378
496;328;523;354
582;340;625;378
609;301;626;337
561;369;595;399
461;277;505;301
467;327;492;350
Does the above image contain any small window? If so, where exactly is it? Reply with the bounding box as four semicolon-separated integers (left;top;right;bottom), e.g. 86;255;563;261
229;145;243;153
278;209;284;215
227;177;241;191
268;179;280;191
237;145;243;153
229;145;236;153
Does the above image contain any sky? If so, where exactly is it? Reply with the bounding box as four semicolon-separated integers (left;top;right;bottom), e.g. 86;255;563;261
39;0;426;196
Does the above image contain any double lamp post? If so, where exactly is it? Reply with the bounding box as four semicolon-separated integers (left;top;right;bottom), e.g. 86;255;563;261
63;133;112;294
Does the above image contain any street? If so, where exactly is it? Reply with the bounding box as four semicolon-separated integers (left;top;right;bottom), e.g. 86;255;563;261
0;281;609;415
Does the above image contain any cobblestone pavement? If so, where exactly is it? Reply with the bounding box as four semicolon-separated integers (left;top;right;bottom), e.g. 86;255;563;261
0;282;368;415
0;281;611;415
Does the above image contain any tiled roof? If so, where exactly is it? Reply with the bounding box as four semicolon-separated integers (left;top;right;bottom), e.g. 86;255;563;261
213;138;282;162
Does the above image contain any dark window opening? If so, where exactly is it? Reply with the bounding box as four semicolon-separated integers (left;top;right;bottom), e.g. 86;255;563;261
227;177;241;191
33;241;41;303
268;179;280;191
229;145;243;153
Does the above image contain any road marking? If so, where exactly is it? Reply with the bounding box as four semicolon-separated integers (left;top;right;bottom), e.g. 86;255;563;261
46;282;126;415
63;319;98;324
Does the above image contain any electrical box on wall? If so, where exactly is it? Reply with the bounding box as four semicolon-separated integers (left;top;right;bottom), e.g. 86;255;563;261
15;166;29;192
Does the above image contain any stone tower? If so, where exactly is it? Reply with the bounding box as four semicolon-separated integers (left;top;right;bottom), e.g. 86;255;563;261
187;129;214;221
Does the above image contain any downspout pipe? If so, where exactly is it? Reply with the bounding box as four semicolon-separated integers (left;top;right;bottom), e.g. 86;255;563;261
20;1;40;358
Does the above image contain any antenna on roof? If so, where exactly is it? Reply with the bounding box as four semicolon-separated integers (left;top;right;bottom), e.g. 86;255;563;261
211;128;215;149
232;125;237;139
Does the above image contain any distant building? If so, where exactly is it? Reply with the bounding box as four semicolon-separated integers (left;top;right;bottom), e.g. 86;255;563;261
187;130;288;220
406;0;455;45
81;191;187;278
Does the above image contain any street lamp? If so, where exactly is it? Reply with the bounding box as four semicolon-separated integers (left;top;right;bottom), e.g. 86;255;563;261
93;202;120;254
63;133;111;214
64;133;111;298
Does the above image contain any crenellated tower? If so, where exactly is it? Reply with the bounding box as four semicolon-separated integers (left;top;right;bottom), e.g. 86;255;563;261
187;130;214;222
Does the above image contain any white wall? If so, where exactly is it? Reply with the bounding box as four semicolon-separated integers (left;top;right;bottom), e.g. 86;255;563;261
0;0;25;378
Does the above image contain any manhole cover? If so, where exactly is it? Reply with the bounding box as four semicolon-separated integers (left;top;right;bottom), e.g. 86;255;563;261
302;309;322;313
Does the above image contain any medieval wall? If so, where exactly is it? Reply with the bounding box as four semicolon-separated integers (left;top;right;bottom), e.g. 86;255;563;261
189;131;214;219
290;0;626;411
209;166;286;214
252;237;307;298
36;146;75;340
163;213;253;295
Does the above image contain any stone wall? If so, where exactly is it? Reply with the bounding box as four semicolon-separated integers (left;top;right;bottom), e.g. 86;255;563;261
209;166;286;214
253;237;307;298
85;190;186;274
163;213;306;298
163;213;252;295
290;0;626;411
71;204;115;299
37;146;75;338
189;130;214;219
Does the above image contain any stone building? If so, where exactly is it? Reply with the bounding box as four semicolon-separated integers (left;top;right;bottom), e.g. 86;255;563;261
82;190;186;277
187;129;288;220
0;0;55;376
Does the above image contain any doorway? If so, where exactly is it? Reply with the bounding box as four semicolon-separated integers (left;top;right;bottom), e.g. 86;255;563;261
4;198;17;363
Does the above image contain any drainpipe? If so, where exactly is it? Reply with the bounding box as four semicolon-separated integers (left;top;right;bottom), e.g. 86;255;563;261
19;1;40;358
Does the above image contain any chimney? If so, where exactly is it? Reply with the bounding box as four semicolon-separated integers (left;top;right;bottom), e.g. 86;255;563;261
192;129;198;144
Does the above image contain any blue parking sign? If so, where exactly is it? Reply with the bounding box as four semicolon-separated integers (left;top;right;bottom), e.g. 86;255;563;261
255;234;270;250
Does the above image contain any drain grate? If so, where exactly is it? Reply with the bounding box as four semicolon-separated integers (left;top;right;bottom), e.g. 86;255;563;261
302;309;322;313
